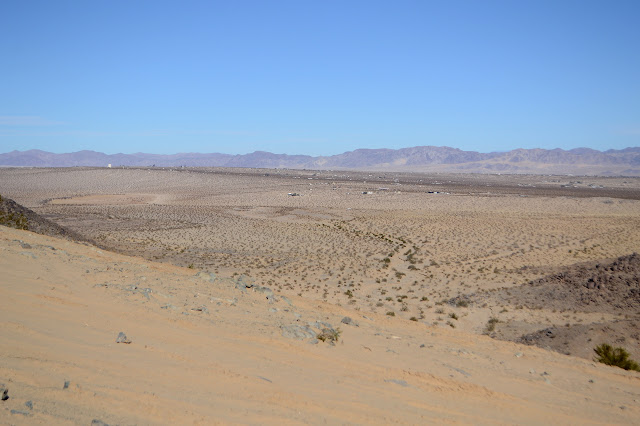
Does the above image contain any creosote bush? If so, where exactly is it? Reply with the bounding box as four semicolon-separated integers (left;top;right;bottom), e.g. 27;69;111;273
317;328;341;343
594;344;640;372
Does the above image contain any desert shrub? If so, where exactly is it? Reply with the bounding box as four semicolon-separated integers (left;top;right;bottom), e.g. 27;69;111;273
594;344;640;371
317;328;341;343
449;313;458;320
386;311;395;316
456;300;469;308
484;317;500;334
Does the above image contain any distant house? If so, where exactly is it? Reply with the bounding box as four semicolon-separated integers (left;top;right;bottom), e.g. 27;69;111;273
107;164;112;168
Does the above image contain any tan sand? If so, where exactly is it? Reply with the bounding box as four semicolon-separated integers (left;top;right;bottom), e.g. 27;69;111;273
1;225;639;424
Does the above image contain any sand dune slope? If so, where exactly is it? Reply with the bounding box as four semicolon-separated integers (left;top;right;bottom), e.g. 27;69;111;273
1;226;638;425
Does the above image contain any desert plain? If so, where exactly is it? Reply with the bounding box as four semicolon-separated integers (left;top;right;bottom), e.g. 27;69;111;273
1;166;639;424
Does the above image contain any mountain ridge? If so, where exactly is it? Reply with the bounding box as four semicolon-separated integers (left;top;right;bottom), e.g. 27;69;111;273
2;146;639;175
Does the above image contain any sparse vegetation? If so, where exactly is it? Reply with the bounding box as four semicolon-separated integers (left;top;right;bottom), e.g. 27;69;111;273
594;344;640;372
317;328;342;344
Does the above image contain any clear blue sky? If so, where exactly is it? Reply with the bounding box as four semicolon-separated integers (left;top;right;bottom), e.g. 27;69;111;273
1;0;639;156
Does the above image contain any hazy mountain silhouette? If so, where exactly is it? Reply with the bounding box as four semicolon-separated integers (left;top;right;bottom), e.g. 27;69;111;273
2;146;639;175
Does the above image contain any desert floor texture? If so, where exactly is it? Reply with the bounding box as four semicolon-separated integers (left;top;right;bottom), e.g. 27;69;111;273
1;166;639;424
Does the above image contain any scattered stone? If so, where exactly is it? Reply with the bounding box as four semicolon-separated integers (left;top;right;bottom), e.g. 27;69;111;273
589;379;595;383
192;305;209;314
269;308;278;313
281;324;316;340
254;285;274;298
444;364;471;377
20;242;31;249
195;271;216;283
235;275;255;290
116;332;132;344
420;344;426;348
161;304;176;310
63;380;70;389
25;400;33;409
10;409;30;416
341;316;353;325
515;352;523;358
280;296;293;306
92;420;110;426
385;379;409;387
1;384;8;401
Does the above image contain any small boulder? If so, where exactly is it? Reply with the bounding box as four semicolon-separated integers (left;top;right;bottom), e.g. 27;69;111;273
116;332;132;344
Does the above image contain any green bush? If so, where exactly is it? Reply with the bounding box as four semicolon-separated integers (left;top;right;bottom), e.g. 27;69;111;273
594;344;640;372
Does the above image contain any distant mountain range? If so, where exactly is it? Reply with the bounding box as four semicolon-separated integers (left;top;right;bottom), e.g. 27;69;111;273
2;146;640;176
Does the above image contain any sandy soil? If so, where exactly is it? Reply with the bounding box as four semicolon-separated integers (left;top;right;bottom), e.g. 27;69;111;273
1;166;640;423
1;225;639;424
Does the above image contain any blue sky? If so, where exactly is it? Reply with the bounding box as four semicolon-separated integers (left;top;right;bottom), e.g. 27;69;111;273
1;0;639;156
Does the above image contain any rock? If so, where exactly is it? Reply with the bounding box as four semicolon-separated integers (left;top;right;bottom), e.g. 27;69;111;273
25;400;33;409
116;332;132;344
20;242;32;249
63;380;70;389
192;305;209;314
10;409;30;416
281;324;316;340
341;316;353;325
235;275;254;290
385;379;409;387
254;285;274;298
1;384;8;401
196;271;216;283
92;420;110;426
280;296;293;306
269;308;278;313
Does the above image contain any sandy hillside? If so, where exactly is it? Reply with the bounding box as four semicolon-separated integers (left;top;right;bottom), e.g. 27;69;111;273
1;167;640;363
1;225;639;425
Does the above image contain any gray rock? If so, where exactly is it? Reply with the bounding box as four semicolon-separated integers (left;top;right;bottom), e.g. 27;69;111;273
281;324;316;340
280;296;293;306
235;275;254;290
20;242;32;249
63;380;70;389
385;379;409;387
92;420;110;426
341;316;353;325
10;409;30;416
116;332;132;344
1;384;8;401
311;321;334;331
192;305;209;314
25;400;33;410
195;271;216;283
254;286;274;298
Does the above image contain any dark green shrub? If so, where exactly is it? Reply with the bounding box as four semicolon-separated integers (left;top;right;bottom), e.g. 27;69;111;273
594;344;640;371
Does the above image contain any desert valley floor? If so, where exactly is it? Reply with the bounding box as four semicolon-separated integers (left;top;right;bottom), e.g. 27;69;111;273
1;166;639;424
